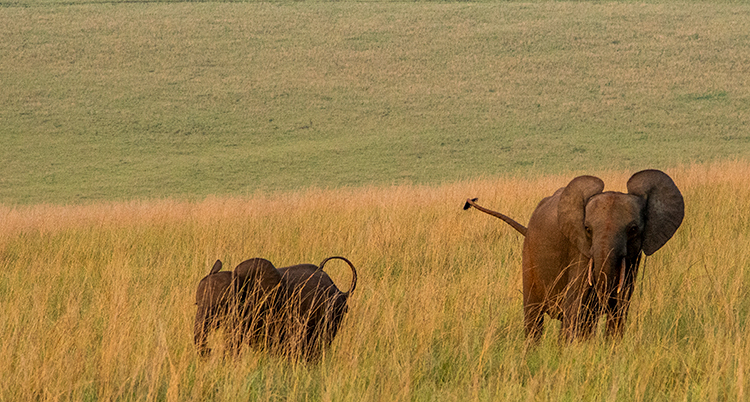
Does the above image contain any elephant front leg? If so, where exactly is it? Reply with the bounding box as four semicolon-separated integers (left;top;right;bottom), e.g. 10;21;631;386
194;308;213;357
222;329;243;356
560;313;597;342
523;302;545;343
222;308;246;356
560;291;598;342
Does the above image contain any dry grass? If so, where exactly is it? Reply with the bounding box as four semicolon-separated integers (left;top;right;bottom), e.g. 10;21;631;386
1;161;749;401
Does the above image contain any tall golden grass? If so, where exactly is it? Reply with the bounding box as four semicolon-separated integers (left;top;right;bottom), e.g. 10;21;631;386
1;161;749;401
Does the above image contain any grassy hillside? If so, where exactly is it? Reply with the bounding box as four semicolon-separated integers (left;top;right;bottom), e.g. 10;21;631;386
2;2;750;204
1;162;748;401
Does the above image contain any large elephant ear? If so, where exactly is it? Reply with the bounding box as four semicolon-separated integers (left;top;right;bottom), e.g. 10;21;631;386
558;175;605;257
627;169;684;255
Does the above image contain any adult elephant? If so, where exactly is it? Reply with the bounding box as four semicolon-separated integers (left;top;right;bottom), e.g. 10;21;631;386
465;169;684;342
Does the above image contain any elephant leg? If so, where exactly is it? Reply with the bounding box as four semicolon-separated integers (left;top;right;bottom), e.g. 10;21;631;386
243;308;276;351
560;292;598;342
302;325;320;363
606;311;626;338
224;308;245;356
304;315;337;363
523;302;545;342
223;328;242;356
194;308;213;357
573;312;598;340
560;313;597;342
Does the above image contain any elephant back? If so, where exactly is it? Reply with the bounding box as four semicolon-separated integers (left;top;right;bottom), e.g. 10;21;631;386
234;258;283;295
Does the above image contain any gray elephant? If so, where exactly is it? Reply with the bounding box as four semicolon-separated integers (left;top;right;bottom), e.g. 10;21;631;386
465;169;684;342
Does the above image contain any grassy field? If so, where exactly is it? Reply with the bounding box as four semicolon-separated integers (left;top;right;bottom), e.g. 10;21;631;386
1;161;749;401
2;1;750;400
2;2;750;204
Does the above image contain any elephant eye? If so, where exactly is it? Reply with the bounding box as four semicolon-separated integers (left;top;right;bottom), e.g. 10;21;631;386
627;224;639;238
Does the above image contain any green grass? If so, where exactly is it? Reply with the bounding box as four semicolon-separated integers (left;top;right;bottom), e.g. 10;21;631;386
2;2;750;204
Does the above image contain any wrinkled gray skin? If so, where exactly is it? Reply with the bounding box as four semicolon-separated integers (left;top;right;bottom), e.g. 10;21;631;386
194;256;357;361
465;170;684;342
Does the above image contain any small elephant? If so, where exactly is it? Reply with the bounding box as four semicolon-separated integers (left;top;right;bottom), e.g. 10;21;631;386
232;258;284;349
194;258;283;357
465;169;684;342
195;256;358;361
275;257;358;361
193;260;237;356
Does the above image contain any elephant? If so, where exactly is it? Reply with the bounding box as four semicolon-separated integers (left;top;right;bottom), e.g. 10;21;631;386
274;257;358;361
194;256;358;362
232;258;285;350
464;169;684;342
194;258;282;356
193;260;236;356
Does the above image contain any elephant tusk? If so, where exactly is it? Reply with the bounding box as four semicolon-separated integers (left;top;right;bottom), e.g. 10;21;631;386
617;258;626;294
587;258;594;286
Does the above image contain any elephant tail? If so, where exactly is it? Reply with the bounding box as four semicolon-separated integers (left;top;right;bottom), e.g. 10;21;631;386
319;256;358;296
209;259;223;274
463;198;528;237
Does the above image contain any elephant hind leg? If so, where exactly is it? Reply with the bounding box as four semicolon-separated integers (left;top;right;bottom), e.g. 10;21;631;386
523;303;545;343
222;327;243;356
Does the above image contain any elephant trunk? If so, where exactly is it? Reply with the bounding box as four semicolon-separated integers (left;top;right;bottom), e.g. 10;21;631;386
588;245;629;298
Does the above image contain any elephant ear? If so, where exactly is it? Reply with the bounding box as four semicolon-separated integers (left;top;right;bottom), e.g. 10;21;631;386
627;169;684;255
209;259;223;274
558;175;605;257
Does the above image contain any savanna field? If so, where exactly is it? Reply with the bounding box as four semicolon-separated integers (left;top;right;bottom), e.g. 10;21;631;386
2;163;750;400
2;0;750;401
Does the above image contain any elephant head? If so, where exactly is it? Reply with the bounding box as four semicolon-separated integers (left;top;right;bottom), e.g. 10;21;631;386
558;170;684;300
194;260;233;356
